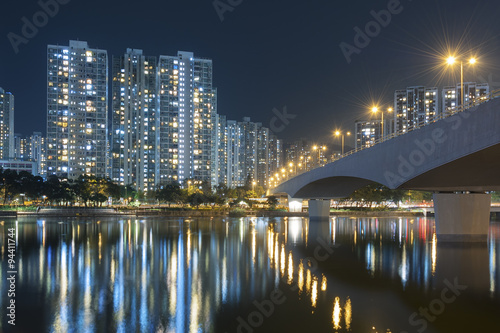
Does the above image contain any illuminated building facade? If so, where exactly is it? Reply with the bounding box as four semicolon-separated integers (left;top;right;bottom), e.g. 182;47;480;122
213;113;228;187
157;51;216;185
11;132;46;177
256;124;269;188
13;133;27;159
268;134;283;180
30;132;46;178
238;117;258;184
0;87;14;160
111;49;158;192
355;120;382;150
225;120;243;188
46;40;108;179
442;82;489;115
394;86;438;133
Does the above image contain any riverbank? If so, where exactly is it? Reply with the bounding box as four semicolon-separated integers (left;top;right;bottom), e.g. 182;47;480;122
0;207;426;218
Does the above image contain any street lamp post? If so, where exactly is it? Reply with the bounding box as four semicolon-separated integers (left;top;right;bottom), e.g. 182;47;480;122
312;145;327;166
335;131;351;155
372;106;384;140
447;56;477;109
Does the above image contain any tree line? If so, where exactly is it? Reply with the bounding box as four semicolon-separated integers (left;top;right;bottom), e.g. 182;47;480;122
337;183;433;208
0;169;269;207
4;169;486;209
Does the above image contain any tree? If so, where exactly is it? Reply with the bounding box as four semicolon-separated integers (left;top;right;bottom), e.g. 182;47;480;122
254;185;265;198
267;196;279;209
245;190;258;198
0;169;21;205
104;180;121;201
120;184;136;202
156;183;184;206
19;172;44;200
188;192;206;208
214;183;230;206
72;176;109;207
388;189;406;207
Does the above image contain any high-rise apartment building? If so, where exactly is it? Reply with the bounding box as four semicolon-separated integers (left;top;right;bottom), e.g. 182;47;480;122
394;86;438;133
256;124;269;188
238;117;258;184
111;49;158;192
355;120;382;149
268;134;283;176
13;134;27;160
157;51;216;186
46;40;108;179
226;120;243;188
0;87;14;159
213;113;228;187
30;132;46;177
12;132;46;177
442;82;489;115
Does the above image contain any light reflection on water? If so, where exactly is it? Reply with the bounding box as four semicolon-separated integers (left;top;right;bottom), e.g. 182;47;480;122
0;216;499;332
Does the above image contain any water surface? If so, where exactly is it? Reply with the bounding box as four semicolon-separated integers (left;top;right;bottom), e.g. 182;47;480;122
1;216;499;332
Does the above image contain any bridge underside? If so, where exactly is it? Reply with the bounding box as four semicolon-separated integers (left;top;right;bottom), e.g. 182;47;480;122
293;176;373;199
400;143;500;192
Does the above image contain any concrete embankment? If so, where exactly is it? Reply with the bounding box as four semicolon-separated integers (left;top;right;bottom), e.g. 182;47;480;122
8;208;424;218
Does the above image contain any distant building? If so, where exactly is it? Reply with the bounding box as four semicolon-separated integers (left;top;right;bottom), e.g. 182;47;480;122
10;132;46;177
0;87;14;159
213;113;227;187
355;120;382;150
0;160;38;176
111;48;158;192
46;40;108;179
13;133;27;160
157;51;216;186
394;86;438;133
442;82;489;115
283;140;327;171
29;132;46;178
256;124;270;188
268;134;283;186
226;120;242;187
238;117;258;184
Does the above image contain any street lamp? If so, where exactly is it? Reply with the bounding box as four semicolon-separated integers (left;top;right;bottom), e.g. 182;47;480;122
371;106;384;141
446;56;477;109
335;130;351;155
312;145;327;166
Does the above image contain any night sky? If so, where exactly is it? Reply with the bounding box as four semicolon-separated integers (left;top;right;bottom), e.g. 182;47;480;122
1;0;500;147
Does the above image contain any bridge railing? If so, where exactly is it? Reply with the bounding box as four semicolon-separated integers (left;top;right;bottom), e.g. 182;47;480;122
275;89;500;186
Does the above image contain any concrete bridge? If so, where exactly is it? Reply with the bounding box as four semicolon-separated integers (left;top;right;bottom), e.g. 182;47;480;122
271;91;500;242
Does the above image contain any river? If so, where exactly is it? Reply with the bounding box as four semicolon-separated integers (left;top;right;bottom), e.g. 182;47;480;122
1;216;499;332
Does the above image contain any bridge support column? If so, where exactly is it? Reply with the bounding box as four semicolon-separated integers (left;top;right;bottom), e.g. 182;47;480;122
308;199;330;220
433;193;491;242
288;197;303;213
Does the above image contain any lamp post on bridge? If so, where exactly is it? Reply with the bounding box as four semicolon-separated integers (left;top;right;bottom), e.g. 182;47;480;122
335;130;351;155
312;145;327;167
446;56;477;109
371;106;393;141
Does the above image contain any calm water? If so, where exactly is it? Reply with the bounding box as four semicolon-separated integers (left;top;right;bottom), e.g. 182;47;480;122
1;216;499;333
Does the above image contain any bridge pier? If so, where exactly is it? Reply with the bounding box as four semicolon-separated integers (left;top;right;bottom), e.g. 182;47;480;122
308;199;330;220
288;197;303;213
433;193;491;242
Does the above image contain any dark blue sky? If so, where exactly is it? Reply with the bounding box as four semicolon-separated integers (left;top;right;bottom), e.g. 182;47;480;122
1;0;500;147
